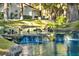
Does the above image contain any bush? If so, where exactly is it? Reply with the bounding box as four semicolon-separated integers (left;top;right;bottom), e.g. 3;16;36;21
10;12;18;19
47;22;56;29
0;12;4;19
56;15;67;28
23;15;32;19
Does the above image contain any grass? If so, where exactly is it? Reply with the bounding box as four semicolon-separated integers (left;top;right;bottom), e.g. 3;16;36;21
0;51;6;55
0;19;53;30
0;38;16;55
61;20;79;31
1;19;79;33
0;38;16;49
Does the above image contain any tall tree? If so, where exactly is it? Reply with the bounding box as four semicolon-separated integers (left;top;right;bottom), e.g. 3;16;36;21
67;3;79;22
4;3;8;21
42;3;59;20
31;3;42;20
20;3;23;20
42;3;67;21
38;3;42;20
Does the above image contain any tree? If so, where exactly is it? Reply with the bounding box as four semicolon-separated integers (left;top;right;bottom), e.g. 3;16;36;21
42;3;61;20
67;3;79;22
31;3;42;20
30;3;36;19
4;3;8;21
42;3;67;21
20;3;23;20
0;3;4;19
42;3;52;20
38;3;42;20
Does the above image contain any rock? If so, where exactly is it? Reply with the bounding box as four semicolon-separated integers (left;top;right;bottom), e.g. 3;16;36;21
6;45;22;56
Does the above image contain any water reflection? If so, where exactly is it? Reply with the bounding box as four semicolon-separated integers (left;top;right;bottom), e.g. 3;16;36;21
67;40;79;56
10;31;79;56
18;34;67;56
67;31;79;56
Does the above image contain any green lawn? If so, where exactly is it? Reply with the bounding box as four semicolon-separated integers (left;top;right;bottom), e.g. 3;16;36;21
0;38;16;49
0;19;52;31
0;38;16;55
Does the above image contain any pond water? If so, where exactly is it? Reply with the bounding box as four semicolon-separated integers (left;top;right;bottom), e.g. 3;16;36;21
67;31;79;56
16;34;66;56
11;31;79;56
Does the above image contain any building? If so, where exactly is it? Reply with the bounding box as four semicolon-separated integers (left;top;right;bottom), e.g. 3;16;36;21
0;3;39;19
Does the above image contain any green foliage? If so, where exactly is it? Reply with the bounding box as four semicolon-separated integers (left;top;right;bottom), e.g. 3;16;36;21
47;22;56;29
46;15;67;30
49;33;55;41
42;3;67;18
56;15;66;28
0;12;4;19
23;15;32;19
0;20;5;26
63;21;79;30
0;26;4;34
10;12;18;19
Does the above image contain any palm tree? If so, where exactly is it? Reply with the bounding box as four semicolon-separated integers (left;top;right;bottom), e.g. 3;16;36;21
20;3;23;20
4;3;8;21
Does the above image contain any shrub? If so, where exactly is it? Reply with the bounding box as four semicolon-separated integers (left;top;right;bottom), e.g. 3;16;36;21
23;15;32;19
47;22;56;29
10;12;18;19
0;12;4;19
56;15;67;28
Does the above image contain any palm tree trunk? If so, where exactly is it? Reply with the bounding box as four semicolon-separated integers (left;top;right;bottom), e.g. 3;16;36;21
20;3;23;20
4;3;8;21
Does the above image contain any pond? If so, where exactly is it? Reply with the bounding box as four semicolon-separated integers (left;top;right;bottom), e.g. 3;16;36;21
15;33;66;56
6;31;79;56
67;31;79;56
